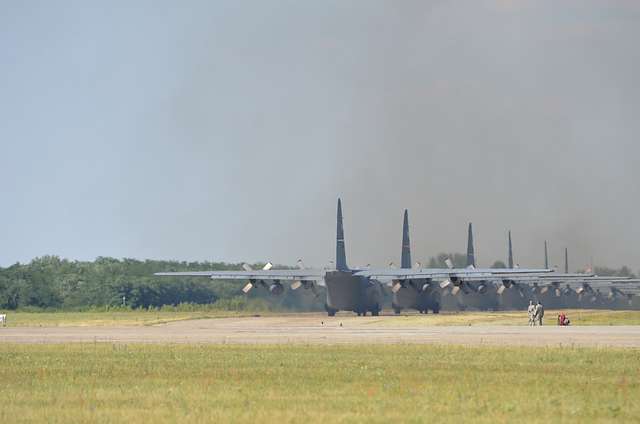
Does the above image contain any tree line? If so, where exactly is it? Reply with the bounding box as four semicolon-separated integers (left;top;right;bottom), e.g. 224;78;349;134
0;256;321;311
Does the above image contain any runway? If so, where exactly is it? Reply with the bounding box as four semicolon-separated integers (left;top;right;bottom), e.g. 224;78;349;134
1;314;639;347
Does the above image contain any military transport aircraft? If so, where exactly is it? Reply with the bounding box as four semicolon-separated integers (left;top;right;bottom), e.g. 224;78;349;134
495;238;640;309
155;199;552;316
390;210;441;314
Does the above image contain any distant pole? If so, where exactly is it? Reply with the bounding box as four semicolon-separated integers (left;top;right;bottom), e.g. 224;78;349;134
122;295;126;307
564;248;569;274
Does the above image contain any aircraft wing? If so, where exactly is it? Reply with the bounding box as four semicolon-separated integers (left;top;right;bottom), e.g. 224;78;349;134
154;269;326;283
494;273;595;281
355;267;552;280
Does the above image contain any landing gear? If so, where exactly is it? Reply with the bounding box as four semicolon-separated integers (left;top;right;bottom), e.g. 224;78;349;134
432;303;441;314
392;303;401;315
370;304;380;316
325;303;337;317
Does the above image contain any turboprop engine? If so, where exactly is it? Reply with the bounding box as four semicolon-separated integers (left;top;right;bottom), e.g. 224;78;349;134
496;279;527;298
476;282;488;294
562;284;575;296
289;260;320;297
540;282;563;297
290;280;319;297
241;262;286;296
269;281;284;296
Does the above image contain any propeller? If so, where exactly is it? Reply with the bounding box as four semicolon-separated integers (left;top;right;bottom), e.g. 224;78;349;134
445;258;454;269
309;283;320;298
241;263;254;292
440;279;452;289
290;260;305;290
241;262;272;293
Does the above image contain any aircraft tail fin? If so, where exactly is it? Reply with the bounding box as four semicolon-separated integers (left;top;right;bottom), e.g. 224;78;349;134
544;240;549;269
466;223;475;267
336;198;349;271
508;230;514;268
401;209;411;269
564;247;569;274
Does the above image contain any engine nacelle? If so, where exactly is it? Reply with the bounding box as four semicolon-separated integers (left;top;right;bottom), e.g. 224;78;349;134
269;282;284;296
476;283;487;294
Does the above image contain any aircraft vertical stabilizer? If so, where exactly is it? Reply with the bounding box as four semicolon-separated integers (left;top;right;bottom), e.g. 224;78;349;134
336;198;349;271
508;230;514;268
564;248;569;274
544;241;549;269
401;209;411;269
466;223;475;267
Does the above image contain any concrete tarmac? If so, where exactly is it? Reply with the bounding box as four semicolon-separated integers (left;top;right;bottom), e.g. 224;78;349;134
1;314;639;347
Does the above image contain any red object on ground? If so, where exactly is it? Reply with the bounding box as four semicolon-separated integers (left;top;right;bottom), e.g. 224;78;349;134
558;312;567;326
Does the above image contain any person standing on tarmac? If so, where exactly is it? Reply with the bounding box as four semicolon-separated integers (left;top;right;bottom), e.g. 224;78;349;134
534;301;544;326
527;300;535;326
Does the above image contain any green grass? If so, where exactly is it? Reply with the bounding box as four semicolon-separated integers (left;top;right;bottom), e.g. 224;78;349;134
0;344;638;423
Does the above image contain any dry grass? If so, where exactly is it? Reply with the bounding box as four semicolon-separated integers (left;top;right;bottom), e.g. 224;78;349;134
2;310;274;327
368;309;640;327
1;309;639;328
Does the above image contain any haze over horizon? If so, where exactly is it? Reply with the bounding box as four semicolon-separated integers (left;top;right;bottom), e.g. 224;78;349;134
1;1;639;271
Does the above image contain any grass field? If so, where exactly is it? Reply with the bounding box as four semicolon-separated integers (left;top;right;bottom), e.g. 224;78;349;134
0;343;638;423
1;310;271;327
2;309;639;327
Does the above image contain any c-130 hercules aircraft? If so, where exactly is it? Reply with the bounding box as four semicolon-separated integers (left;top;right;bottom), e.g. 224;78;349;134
155;199;552;316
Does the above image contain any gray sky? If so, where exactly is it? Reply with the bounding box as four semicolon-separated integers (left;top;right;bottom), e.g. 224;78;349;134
1;1;639;270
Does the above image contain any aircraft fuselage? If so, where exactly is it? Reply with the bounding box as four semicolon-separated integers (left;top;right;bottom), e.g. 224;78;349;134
392;281;441;314
324;270;382;316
